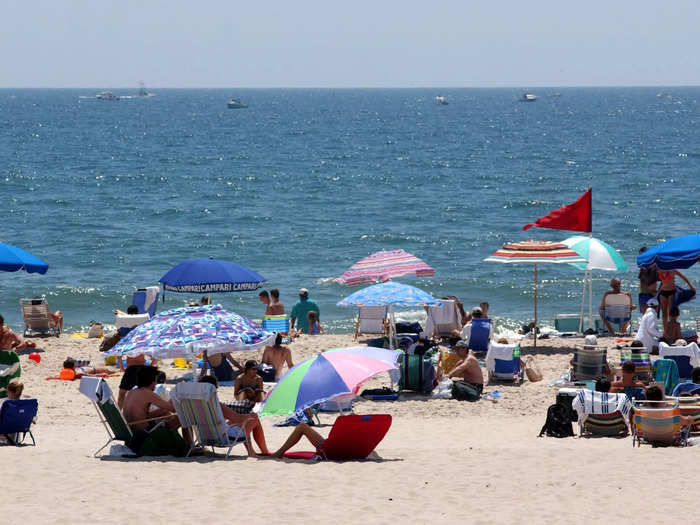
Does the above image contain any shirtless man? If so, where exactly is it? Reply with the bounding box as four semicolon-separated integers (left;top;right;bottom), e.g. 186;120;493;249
268;289;285;315
598;278;636;334
122;366;181;433
447;341;484;395
0;314;36;351
261;334;294;380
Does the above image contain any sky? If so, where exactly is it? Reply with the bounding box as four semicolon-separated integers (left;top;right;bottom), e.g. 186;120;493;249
2;0;699;88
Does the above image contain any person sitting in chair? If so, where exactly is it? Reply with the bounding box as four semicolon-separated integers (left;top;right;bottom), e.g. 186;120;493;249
458;307;491;348
598;278;635;334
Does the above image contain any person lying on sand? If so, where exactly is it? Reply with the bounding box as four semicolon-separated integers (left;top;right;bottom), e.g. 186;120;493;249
57;357;116;380
446;341;484;394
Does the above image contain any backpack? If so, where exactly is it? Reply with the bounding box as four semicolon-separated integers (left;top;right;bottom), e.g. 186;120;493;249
538;403;574;438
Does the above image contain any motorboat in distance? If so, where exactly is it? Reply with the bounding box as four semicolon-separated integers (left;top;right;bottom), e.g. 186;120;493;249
227;98;248;109
96;91;120;101
138;82;154;97
520;93;537;102
435;95;449;105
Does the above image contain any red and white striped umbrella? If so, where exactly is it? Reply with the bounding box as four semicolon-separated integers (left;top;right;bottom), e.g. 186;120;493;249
334;249;435;286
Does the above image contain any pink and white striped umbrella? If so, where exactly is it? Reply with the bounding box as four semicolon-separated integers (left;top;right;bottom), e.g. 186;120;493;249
334;249;435;286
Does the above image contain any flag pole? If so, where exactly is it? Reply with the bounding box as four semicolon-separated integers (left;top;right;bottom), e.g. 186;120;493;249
533;263;538;349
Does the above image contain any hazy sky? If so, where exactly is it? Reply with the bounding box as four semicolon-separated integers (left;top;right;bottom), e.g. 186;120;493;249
3;0;698;87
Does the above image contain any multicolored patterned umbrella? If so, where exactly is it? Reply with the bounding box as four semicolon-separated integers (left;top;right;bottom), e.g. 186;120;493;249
336;281;441;307
107;305;274;359
334;249;434;286
260;347;399;416
484;241;586;347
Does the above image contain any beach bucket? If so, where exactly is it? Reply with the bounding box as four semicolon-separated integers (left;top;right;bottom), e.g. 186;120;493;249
173;358;187;369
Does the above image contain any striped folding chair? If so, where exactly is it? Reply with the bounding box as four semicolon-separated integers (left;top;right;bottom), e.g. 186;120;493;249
620;352;652;383
572;346;608;381
632;400;686;447
672;396;700;431
171;382;247;457
572;389;632;437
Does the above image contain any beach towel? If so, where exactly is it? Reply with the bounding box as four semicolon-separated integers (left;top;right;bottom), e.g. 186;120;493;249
485;342;517;372
144;286;160;313
652;359;680;396
659;342;700;379
79;375;113;404
571;389;632;423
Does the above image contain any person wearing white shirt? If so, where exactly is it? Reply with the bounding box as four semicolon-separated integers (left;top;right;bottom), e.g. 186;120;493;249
459;306;491;348
633;298;662;353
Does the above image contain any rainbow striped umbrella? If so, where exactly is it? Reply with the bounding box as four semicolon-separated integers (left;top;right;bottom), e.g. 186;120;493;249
334;249;434;286
260;347;399;416
484;241;585;347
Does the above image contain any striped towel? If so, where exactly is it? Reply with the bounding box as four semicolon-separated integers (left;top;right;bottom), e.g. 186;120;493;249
572;389;633;423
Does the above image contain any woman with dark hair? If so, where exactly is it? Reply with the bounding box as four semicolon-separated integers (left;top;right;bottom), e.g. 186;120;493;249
637;247;658;309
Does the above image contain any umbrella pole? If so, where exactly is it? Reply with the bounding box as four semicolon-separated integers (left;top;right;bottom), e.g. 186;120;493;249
579;272;586;333
588;270;593;331
534;263;538;349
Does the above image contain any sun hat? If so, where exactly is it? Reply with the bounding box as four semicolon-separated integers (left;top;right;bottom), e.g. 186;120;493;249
471;306;482;316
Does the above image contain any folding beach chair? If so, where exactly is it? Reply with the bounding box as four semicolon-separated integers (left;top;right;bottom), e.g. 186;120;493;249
283;414;392;461
571;346;607;381
0;350;21;398
468;318;491;354
0;399;38;446
19;297;60;337
79;376;135;456
354;306;388;339
673;396;700;431
132;287;160;318
632;400;687;447
262;314;291;336
659;342;700;381
620;352;652;383
600;293;632;334
485;342;523;383
572;390;631;437
425;300;460;338
170;382;247;458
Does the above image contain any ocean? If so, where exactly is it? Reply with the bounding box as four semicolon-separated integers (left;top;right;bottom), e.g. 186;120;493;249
1;87;699;334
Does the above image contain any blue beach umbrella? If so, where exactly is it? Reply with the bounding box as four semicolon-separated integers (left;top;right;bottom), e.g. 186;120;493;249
637;234;700;270
0;243;48;274
159;257;265;294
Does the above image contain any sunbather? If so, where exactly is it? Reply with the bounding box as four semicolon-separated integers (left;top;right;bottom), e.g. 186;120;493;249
123;366;181;433
261;334;294;381
58;358;114;380
598;278;635;334
198;376;270;456
0;314;36;351
446;341;484;394
271;422;325;458
199;349;243;382
234;360;265;402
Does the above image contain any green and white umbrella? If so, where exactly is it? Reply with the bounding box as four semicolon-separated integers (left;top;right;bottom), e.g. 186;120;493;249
561;236;628;331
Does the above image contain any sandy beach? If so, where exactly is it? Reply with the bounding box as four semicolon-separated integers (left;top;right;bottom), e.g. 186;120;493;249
3;332;699;524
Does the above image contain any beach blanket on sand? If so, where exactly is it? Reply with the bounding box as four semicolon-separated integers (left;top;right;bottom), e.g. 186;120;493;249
572;390;632;423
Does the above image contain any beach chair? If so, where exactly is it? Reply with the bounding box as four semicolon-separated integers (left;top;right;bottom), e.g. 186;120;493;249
572;390;631;437
262;314;291;336
672;396;700;431
425;300;460;338
115;313;150;338
283;414;392;461
131;287;160;318
19;297;60;337
600;293;632;334
79;376;135;456
672;382;700;397
469;318;491;354
571;346;607;381
354;306;388;339
0;399;38;446
659;342;700;381
0;350;21;398
632;400;687;447
485;342;523;383
170;382;247;458
620;352;652;383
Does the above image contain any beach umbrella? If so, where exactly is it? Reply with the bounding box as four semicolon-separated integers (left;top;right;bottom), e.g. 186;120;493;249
637;234;700;270
561;236;628;331
159;257;265;295
260;346;399;416
334;249;435;286
0;243;48;274
484;241;585;347
337;281;442;348
107;305;274;360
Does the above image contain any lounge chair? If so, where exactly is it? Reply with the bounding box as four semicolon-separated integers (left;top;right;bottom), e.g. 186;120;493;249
468;318;491;354
0;350;21;398
600;293;632;334
354;306;388;339
262;314;291;336
571;346;607;381
283;414;392;461
115;313;150;338
659;341;700;381
632;400;687;447
620;352;652;383
425;300;460;338
19;297;60;337
572;389;631;437
131;287;160;318
170;382;247;458
485;342;523;383
672;396;700;431
0;398;37;446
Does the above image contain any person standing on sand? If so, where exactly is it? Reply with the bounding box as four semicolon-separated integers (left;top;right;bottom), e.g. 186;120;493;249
657;268;694;331
290;288;319;335
633;298;662;353
637;247;658;309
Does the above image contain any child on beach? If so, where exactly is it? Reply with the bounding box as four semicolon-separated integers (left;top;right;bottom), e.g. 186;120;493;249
305;311;324;335
57;358;115;381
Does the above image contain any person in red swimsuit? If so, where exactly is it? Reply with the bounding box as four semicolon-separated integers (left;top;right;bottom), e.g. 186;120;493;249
657;269;695;331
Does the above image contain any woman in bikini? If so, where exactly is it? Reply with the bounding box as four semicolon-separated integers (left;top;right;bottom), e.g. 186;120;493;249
234;360;265;403
657;268;694;331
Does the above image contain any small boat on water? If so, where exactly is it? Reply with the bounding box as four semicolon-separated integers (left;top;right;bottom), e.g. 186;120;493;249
227;98;248;109
137;82;154;97
96;91;119;101
520;93;537;102
435;95;449;105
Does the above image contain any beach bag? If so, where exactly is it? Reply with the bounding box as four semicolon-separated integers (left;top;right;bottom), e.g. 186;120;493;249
87;322;104;339
395;321;423;335
451;380;481;401
524;356;543;382
538;403;574;438
258;363;276;382
398;353;435;394
99;331;121;353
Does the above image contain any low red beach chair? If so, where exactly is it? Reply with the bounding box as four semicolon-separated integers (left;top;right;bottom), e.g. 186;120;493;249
284;414;392;460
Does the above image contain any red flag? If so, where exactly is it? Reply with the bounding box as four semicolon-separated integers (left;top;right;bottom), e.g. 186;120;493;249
522;188;592;232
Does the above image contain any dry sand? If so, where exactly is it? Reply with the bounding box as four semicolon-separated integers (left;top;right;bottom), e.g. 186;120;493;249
3;333;698;524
